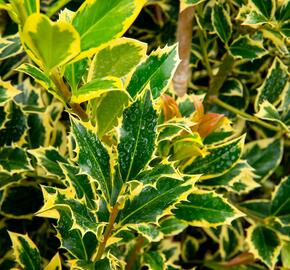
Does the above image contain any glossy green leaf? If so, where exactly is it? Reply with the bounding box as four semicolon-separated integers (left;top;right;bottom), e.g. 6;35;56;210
255;57;289;111
71;77;123;103
247;225;282;269
183;135;245;179
71;118;112;201
126;45;179;99
0;147;31;173
212;3;232;43
243;138;283;181
72;0;145;55
118;90;158;182
23;13;80;71
64;58;88;92
271;176;290;225
88;38;147;80
117;176;196;225
8;232;41;270
229;35;267;60
172;190;242;226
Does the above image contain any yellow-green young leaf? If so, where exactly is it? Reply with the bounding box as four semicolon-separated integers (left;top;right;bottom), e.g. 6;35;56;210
271;175;290;225
88;38;147;80
143;251;166;270
172;190;243;227
0;34;23;60
126;44;180;99
9;0;39;25
282;243;290;268
229;35;267;60
183;135;245;179
255;57;289;111
180;0;206;12
118;90;158;182
247;225;282;269
212;3;232;44
72;0;146;56
0;79;21;105
243;138;283;181
44;253;62;270
8;232;41;270
91;90;130;137
22;14;80;72
71;77;123;103
71;118;112;202
255;100;289;131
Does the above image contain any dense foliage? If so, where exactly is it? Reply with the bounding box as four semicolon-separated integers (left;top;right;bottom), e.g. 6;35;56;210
0;0;289;269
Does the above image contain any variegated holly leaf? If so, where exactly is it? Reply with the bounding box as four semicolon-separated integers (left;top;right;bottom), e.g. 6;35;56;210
247;224;282;269
8;232;41;270
71;118;113;202
255;100;289;131
212;3;232;44
181;236;199;262
118;90;158;182
0;79;21;105
0;34;23;60
243;138;283;181
159;216;187;236
44;253;62;270
143;251;166;270
172;190;243;227
180;0;206;12
182;135;245;179
0;147;31;173
126;45;179;99
117;176;196;226
72;0;145;56
271;175;290;225
200;160;260;194
239;199;271;219
36;186;99;235
88;38;147;80
128;223;163;242
229;35;267;60
255;57;289;111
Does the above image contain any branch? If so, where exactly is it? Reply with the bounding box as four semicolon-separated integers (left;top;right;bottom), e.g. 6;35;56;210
173;6;195;97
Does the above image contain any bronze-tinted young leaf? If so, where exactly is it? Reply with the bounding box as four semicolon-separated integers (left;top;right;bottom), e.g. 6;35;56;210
247;225;282;269
118;90;158;182
172;190;242;227
71;118;112;201
183;135;245;179
8;232;41;270
126;45;179;99
271;176;290;225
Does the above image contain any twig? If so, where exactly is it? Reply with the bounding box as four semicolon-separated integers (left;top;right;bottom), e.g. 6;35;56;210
125;236;145;270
